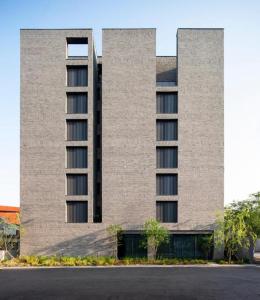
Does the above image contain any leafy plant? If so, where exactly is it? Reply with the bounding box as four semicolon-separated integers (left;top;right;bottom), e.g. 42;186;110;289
0;255;249;267
142;219;169;259
60;256;77;266
214;192;260;263
106;224;123;258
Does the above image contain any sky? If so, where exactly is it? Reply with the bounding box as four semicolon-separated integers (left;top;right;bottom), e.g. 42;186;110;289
0;0;260;207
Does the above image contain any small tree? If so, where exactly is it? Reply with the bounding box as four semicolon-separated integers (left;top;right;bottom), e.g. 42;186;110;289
215;207;251;263
214;194;260;263
142;219;169;260
106;224;123;258
235;195;260;261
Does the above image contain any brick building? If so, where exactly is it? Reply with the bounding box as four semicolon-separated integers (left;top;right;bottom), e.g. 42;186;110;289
21;28;224;258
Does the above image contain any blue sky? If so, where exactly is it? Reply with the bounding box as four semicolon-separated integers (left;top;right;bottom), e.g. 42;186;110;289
0;0;260;206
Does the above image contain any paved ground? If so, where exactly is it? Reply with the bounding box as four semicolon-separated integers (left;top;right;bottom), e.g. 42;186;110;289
0;266;260;299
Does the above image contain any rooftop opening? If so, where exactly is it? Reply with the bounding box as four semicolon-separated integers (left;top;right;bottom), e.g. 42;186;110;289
67;37;88;59
156;56;177;86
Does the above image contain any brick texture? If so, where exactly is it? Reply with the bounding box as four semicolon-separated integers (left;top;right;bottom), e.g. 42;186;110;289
21;28;224;256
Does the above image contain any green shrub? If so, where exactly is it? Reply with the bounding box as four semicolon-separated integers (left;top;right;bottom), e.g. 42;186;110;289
75;257;87;266
60;256;76;266
1;257;21;267
215;259;228;264
39;256;60;266
0;255;248;267
95;256;106;266
104;256;116;265
19;256;40;266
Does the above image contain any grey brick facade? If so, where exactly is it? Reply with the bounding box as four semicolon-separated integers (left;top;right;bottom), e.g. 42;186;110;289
20;28;224;258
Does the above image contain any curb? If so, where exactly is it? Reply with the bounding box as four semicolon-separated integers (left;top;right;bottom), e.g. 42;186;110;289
1;264;260;270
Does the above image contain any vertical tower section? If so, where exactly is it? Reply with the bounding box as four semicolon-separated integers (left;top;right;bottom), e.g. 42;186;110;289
177;29;224;229
20;29;95;255
102;29;156;225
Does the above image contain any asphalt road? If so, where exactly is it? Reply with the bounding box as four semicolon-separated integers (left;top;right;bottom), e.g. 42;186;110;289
0;266;260;300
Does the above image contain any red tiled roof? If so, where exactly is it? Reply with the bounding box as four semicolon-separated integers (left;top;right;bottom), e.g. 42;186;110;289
0;206;20;213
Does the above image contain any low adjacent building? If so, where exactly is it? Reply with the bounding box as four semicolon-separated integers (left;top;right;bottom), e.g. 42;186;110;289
0;206;20;224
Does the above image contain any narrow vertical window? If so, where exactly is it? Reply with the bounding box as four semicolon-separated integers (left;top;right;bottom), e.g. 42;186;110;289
67;201;88;223
67;174;88;195
156;174;178;195
67;66;88;87
157;93;178;114
157;147;178;168
156;201;178;223
67;93;88;114
67;147;87;168
67;120;87;141
157;120;178;141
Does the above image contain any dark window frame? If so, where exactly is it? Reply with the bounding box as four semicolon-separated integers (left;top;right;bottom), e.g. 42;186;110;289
66;119;88;141
67;92;88;114
156;174;178;196
118;234;147;259
67;66;88;87
157;234;214;259
156;92;178;114
66;201;88;223
66;146;88;169
156;119;178;141
66;174;88;196
156;146;178;168
156;201;178;223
